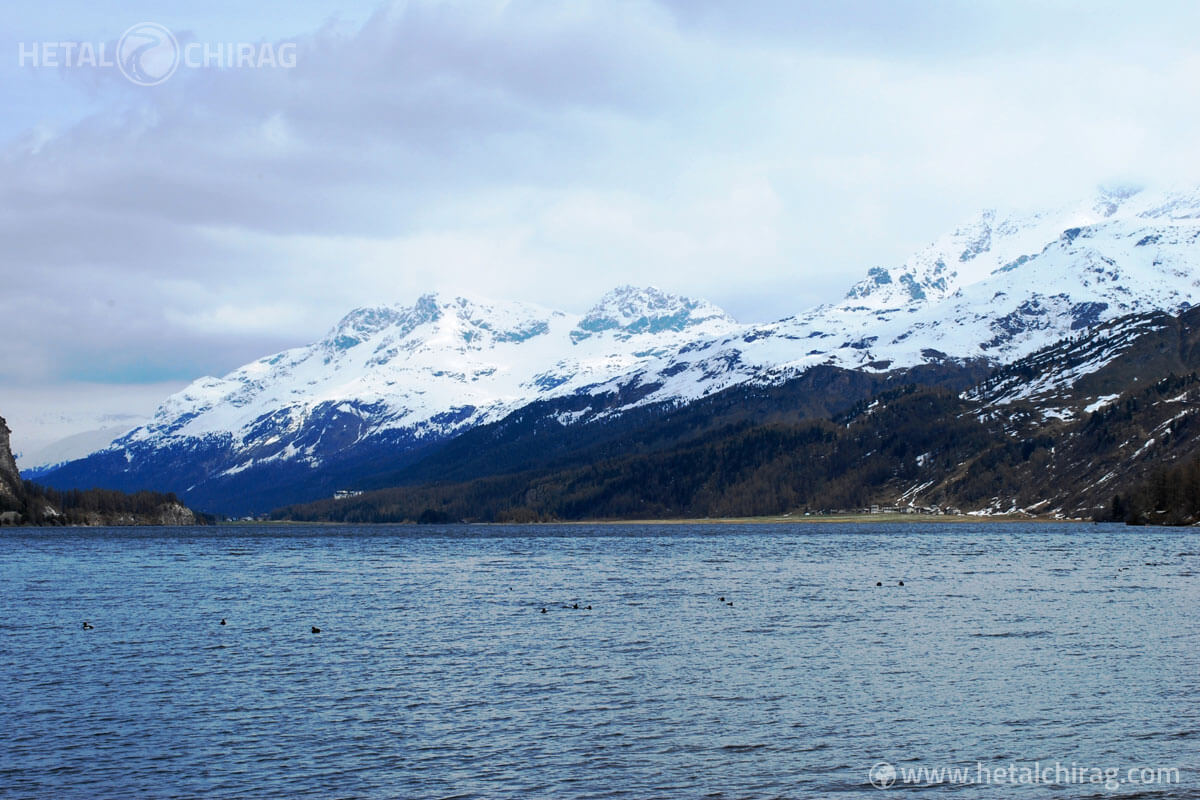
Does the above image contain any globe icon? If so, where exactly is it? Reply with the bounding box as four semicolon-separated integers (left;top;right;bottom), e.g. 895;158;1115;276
869;761;897;789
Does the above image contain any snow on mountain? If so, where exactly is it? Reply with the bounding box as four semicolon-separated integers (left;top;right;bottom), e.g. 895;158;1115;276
964;311;1172;412
43;185;1200;500
570;285;734;343
110;286;739;476
606;185;1200;407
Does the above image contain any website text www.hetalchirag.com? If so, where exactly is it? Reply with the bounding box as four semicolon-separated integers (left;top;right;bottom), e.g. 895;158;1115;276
868;760;1183;791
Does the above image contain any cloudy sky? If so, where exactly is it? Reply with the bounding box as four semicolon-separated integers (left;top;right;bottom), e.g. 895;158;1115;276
4;0;1200;457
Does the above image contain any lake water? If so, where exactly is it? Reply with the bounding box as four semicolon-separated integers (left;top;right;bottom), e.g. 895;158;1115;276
1;523;1198;799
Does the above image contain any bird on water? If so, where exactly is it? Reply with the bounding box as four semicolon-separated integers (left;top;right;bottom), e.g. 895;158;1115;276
82;621;94;630
311;626;321;634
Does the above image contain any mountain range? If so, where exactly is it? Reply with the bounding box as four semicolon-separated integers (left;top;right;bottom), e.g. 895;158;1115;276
273;302;1200;524
37;185;1200;517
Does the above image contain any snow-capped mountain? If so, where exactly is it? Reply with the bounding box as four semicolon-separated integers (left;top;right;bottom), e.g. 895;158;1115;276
607;185;1200;404
40;185;1200;513
107;286;738;475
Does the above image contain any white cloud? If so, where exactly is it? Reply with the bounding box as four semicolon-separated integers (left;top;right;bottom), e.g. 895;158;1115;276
4;0;1200;436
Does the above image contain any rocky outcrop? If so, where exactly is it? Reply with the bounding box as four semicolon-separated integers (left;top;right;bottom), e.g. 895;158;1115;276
0;416;25;514
68;502;197;527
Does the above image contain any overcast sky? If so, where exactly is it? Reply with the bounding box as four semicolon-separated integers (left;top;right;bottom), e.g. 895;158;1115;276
4;0;1200;455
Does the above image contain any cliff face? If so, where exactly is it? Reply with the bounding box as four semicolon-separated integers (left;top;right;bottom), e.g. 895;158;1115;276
0;416;25;512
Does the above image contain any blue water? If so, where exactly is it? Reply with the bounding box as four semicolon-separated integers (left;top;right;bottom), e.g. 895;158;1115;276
1;523;1198;799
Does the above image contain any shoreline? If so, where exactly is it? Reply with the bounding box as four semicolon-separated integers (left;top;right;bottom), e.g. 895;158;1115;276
0;515;1145;529
214;512;1091;526
521;512;1085;525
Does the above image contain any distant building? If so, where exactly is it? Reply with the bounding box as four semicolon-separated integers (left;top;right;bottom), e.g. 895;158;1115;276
334;489;362;500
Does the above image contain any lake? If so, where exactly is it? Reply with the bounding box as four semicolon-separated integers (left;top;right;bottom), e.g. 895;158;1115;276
1;523;1197;798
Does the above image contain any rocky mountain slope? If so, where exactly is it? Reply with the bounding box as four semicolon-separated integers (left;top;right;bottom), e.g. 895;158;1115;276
39;186;1200;514
276;305;1200;524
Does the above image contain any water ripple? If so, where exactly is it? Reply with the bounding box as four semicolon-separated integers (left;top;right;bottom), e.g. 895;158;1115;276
1;522;1197;798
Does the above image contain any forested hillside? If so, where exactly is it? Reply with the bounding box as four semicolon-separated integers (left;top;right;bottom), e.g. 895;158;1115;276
274;307;1200;525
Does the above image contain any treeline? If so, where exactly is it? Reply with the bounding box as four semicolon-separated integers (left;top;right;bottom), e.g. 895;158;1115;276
1107;456;1200;526
12;481;208;525
272;371;1200;525
273;388;1009;523
277;423;838;523
366;361;990;493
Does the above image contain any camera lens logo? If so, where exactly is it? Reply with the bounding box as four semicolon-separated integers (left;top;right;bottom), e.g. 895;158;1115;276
869;762;897;789
116;23;179;86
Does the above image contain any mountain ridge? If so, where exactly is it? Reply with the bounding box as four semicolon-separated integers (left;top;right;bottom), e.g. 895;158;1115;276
37;185;1200;514
273;305;1200;524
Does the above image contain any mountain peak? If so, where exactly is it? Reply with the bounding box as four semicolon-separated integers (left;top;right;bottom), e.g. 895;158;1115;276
571;285;734;343
323;299;435;353
322;292;563;354
326;305;414;351
1092;183;1143;217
